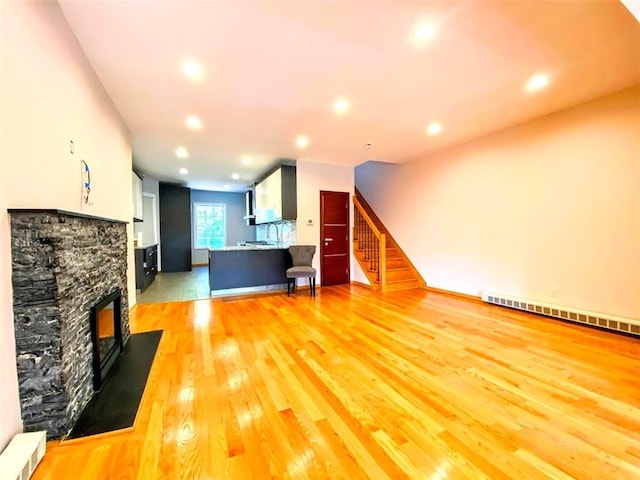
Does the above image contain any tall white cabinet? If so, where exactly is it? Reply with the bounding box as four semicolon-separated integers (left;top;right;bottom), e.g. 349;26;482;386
132;172;143;221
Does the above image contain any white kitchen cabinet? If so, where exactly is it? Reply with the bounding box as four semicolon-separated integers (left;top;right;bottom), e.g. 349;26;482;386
132;172;143;221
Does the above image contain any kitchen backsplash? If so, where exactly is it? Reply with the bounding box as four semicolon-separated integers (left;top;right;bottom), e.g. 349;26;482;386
256;220;296;247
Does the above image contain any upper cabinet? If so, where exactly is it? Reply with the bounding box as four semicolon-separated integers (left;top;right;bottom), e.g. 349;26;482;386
254;165;296;224
132;172;143;222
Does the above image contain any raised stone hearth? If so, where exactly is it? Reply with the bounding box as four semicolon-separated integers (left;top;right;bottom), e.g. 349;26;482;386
9;209;130;439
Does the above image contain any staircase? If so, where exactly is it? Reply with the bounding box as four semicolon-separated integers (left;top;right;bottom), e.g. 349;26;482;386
353;188;426;292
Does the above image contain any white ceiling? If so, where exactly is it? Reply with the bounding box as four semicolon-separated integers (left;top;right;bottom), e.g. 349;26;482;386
58;0;640;192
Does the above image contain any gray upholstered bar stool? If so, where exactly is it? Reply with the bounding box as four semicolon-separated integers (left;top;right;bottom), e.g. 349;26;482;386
286;245;316;296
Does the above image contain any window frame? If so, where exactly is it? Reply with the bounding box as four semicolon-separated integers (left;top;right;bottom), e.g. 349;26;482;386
192;202;227;250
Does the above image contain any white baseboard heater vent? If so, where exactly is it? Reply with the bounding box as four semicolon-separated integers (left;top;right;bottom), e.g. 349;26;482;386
481;292;640;337
0;431;46;480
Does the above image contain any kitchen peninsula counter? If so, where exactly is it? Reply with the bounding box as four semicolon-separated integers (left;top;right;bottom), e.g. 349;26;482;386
208;246;291;291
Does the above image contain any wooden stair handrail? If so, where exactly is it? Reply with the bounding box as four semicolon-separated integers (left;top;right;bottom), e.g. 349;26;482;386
353;195;382;238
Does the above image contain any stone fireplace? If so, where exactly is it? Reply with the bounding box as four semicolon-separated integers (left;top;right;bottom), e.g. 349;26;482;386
9;209;130;439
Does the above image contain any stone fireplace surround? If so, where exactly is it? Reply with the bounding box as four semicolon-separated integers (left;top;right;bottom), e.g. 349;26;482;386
9;209;130;439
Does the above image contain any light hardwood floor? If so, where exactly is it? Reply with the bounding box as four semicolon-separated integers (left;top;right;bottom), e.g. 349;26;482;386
33;285;640;479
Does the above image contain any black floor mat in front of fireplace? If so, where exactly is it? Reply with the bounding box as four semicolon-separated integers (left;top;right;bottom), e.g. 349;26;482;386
66;330;163;439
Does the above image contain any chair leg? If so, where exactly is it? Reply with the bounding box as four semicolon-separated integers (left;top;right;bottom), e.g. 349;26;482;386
287;278;291;296
310;277;315;296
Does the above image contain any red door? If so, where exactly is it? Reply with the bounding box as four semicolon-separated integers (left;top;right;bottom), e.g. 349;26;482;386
320;191;350;286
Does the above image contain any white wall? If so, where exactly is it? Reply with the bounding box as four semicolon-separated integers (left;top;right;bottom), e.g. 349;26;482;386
0;132;19;452
296;161;367;284
357;86;640;319
0;1;133;448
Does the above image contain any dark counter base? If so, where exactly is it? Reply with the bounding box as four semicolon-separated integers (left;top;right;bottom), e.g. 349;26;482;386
135;244;158;292
209;249;292;291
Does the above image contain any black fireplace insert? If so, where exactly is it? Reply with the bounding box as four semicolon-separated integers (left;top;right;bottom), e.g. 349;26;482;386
90;289;124;390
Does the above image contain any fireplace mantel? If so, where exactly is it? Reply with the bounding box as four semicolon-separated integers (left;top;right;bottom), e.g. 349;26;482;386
8;208;128;224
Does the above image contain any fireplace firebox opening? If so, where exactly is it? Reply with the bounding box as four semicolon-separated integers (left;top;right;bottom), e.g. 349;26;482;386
90;289;124;390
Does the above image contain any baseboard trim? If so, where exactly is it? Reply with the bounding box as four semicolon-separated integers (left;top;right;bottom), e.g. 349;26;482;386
192;263;208;267
291;284;319;292
351;280;373;289
426;286;482;303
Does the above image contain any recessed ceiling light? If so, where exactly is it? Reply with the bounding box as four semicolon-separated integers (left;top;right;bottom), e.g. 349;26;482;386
185;115;202;130
179;168;189;175
413;23;436;43
175;146;189;158
231;173;240;180
333;98;349;115
182;59;203;81
525;73;549;93
241;155;253;166
296;135;309;149
426;122;443;136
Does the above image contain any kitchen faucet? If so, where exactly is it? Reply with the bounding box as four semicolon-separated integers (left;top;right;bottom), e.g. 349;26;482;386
267;223;280;246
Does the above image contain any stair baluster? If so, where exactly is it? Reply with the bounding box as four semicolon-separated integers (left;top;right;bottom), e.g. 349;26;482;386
353;196;384;284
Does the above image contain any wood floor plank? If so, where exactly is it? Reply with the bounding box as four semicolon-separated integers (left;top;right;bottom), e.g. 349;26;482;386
136;401;164;480
30;285;640;479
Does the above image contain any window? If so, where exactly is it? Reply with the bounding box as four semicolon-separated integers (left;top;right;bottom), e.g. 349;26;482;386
193;202;226;249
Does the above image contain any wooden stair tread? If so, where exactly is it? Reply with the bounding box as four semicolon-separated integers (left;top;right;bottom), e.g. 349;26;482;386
386;278;419;284
385;279;421;291
386;268;415;282
385;258;407;269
